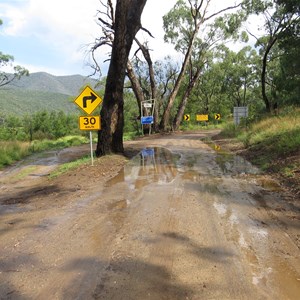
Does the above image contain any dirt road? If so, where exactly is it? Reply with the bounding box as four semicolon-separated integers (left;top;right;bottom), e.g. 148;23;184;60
0;131;299;299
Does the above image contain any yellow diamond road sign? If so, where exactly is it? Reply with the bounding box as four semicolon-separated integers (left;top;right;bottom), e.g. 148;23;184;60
74;86;102;115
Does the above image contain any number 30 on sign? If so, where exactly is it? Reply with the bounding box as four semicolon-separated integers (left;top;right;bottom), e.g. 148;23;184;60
79;116;101;130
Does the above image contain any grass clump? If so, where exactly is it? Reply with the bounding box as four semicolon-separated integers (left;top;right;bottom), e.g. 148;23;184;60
0;135;88;169
240;109;300;160
0;141;31;168
49;155;91;178
30;135;88;152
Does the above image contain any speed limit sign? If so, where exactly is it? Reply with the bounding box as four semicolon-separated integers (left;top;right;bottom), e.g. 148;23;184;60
79;116;101;130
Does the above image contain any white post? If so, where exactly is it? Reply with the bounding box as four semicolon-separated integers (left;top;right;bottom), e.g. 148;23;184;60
89;131;94;166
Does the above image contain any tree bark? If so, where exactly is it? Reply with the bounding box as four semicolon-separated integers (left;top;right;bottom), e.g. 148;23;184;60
173;66;202;131
127;60;145;114
261;36;277;113
96;0;147;156
160;33;198;131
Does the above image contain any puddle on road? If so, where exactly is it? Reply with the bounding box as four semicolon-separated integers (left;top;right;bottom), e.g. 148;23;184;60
203;140;260;176
107;146;259;193
215;152;260;176
0;145;90;183
105;147;181;189
102;146;262;231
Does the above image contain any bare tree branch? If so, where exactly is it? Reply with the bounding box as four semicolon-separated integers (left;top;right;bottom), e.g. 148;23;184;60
204;3;242;22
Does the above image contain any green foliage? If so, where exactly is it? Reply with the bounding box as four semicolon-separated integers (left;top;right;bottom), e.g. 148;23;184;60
232;108;300;167
0;141;31;168
0;89;76;116
0;20;29;87
124;91;140;134
0;135;89;169
219;122;242;138
49;155;91;179
30;135;88;152
0;111;80;142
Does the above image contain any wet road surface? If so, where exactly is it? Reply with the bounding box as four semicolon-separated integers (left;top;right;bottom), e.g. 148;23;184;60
0;131;299;299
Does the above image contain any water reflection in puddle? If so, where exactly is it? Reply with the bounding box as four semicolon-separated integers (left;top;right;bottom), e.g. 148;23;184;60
106;146;259;192
106;147;181;190
215;152;259;176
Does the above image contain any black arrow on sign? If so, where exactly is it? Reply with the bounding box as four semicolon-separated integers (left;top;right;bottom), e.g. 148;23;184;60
83;93;97;108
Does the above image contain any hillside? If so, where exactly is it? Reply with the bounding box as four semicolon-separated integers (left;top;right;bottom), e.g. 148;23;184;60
6;72;98;95
0;72;100;116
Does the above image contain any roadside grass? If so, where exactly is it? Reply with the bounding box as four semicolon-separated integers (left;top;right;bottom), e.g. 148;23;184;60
237;109;300;166
219;107;300;195
123;131;141;141
0;141;31;168
0;135;88;169
180;121;223;131
48;155;91;179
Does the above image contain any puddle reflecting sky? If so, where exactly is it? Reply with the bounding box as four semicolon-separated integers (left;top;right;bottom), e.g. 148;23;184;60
106;147;181;190
215;152;259;176
106;147;259;191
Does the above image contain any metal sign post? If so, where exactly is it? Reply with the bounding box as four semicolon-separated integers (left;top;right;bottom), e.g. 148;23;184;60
233;107;248;125
141;99;156;135
90;131;94;166
74;86;102;166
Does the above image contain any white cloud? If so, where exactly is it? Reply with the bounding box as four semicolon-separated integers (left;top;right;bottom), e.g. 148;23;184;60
1;0;261;76
1;0;100;59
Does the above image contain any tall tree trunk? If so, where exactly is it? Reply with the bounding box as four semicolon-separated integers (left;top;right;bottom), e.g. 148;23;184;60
127;60;145;115
133;38;159;131
261;37;277;113
96;0;147;156
159;34;197;131
173;67;202;131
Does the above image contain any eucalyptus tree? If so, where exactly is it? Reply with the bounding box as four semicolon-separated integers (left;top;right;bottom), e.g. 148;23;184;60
172;39;208;131
0;20;29;87
245;0;300;112
190;60;226;116
130;56;179;131
92;0;147;156
219;46;259;107
160;0;249;131
276;0;300;105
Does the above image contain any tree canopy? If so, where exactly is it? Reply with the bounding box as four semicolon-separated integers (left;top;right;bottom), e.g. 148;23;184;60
90;0;299;155
0;19;29;87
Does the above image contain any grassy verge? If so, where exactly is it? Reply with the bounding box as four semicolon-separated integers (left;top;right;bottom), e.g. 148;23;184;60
237;109;299;167
0;141;32;168
48;155;91;179
0;135;88;169
216;107;300;195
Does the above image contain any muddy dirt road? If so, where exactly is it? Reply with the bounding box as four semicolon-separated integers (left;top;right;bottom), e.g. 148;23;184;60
0;131;299;299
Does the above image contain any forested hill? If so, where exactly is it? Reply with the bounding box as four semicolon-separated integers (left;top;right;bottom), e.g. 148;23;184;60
6;72;98;95
0;72;99;116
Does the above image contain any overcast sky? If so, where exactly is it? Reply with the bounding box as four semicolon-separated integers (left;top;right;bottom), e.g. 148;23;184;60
0;0;258;77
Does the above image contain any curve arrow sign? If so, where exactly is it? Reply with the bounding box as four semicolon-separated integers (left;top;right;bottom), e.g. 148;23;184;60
83;92;97;108
74;86;102;115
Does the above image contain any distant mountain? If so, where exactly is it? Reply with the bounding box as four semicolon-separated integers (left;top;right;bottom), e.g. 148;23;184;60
0;72;102;116
6;72;98;96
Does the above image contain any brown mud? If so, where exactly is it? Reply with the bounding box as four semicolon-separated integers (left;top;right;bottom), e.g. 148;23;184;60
0;130;299;299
